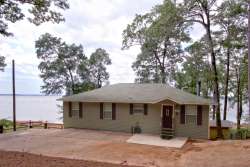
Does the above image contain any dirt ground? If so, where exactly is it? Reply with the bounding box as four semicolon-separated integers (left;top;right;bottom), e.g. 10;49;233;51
0;129;250;167
0;150;139;167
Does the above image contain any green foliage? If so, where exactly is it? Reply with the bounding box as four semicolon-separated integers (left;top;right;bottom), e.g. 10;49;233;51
35;33;88;95
0;119;13;129
87;48;112;88
230;128;249;140
174;40;212;97
0;0;69;36
122;0;190;83
36;33;111;95
125;0;248;136
73;82;95;94
132;48;161;83
0;56;6;71
230;52;248;101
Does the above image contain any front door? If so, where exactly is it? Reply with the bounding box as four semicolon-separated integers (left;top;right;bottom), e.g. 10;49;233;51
162;105;173;129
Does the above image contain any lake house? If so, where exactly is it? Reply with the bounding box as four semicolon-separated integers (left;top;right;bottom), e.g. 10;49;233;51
60;83;211;139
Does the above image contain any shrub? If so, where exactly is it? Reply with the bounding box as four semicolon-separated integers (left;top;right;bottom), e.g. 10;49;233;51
230;128;249;140
0;119;13;129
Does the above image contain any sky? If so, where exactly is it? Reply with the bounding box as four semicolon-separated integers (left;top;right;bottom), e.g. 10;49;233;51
0;0;204;95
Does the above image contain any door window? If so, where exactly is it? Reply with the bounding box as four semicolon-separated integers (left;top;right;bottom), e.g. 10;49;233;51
166;109;170;116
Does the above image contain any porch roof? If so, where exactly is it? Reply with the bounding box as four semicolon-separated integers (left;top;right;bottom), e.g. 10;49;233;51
59;83;211;105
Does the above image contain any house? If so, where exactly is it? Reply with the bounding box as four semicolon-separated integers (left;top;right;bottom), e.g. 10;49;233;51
60;83;211;139
209;120;233;139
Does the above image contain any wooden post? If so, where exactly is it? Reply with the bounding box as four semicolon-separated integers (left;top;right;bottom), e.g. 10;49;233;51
29;120;32;128
44;121;48;129
12;60;16;131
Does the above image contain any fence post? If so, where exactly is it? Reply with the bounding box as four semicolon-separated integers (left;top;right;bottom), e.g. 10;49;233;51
0;125;3;134
29;120;32;128
44;121;48;129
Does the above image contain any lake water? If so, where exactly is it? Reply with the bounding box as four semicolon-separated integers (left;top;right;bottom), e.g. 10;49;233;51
0;95;62;123
0;95;245;123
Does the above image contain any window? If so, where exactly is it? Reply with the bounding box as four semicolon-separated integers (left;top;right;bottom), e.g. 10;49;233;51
185;108;197;124
103;103;112;119
72;102;79;118
133;104;144;114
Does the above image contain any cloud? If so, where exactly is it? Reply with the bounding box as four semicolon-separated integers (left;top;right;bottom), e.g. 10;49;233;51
0;0;202;94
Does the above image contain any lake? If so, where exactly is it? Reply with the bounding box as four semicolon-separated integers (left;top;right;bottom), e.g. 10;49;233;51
0;95;243;123
0;95;62;123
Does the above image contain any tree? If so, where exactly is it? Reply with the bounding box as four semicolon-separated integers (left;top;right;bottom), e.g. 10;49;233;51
0;56;6;71
87;48;111;88
230;50;248;129
132;48;161;83
35;33;88;95
181;0;224;138
214;0;247;121
122;0;190;84
248;0;250;119
36;34;112;95
174;40;213;97
0;0;69;36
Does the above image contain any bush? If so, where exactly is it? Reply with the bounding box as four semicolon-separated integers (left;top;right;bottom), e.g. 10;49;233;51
247;130;250;139
230;128;249;140
0;119;13;129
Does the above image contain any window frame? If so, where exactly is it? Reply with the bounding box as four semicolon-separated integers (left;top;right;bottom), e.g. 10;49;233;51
132;103;144;114
185;109;197;125
103;103;112;120
71;102;79;118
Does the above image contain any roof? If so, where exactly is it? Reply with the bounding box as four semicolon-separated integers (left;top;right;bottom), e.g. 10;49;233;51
209;120;233;128
60;83;211;105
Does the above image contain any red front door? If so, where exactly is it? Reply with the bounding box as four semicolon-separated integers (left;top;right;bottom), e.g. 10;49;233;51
162;105;173;129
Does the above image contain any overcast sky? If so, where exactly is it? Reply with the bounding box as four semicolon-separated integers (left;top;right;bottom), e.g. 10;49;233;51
0;0;204;95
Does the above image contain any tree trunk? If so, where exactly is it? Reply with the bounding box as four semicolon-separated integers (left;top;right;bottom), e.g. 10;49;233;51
239;92;243;126
97;73;102;88
210;43;223;138
223;48;230;120
239;92;243;129
153;51;166;84
160;67;166;84
236;68;240;129
247;1;250;117
212;105;216;120
205;13;223;138
67;68;76;94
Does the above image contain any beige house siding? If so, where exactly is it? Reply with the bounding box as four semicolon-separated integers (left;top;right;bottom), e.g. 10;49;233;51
63;102;209;139
174;105;209;139
64;102;162;134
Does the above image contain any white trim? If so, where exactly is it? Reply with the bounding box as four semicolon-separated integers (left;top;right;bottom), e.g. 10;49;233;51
152;96;211;105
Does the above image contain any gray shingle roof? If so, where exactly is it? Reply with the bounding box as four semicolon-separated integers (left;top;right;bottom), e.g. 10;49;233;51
60;83;211;105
